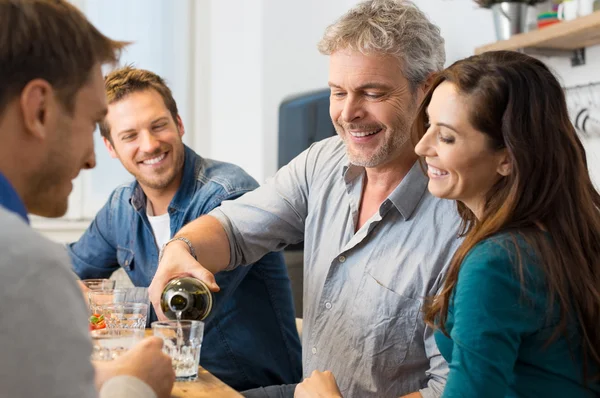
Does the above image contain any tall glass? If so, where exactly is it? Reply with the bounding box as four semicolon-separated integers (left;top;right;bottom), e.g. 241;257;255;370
152;320;204;381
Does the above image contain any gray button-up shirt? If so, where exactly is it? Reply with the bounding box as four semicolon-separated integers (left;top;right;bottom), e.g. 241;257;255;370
211;136;462;398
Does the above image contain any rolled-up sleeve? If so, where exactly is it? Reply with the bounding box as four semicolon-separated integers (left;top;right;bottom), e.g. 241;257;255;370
210;144;317;269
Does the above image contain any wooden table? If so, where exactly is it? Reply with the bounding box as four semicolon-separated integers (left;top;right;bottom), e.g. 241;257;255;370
171;367;242;398
143;330;242;397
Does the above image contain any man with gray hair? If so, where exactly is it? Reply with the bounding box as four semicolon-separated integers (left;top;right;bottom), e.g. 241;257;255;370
149;1;461;397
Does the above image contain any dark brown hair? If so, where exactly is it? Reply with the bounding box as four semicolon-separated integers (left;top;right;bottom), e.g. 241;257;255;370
414;51;600;379
0;0;127;114
99;66;179;141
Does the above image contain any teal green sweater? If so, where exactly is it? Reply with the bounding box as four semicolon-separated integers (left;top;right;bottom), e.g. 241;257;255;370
435;233;599;397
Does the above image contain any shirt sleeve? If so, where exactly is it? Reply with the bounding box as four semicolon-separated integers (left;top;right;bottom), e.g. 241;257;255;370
442;239;543;398
100;376;157;398
210;144;316;269
67;196;119;279
419;322;448;398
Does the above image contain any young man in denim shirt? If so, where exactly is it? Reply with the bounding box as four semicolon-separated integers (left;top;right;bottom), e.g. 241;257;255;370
67;66;301;391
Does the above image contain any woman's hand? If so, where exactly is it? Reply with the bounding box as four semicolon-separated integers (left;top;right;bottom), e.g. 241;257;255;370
295;370;343;398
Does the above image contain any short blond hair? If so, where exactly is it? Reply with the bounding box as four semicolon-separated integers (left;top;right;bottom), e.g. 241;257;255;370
318;0;445;87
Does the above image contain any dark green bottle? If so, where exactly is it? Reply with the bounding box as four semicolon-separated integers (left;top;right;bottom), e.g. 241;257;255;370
160;277;213;321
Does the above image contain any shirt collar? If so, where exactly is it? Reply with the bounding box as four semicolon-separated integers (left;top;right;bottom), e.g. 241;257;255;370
130;145;201;213
0;172;29;224
341;160;429;221
387;161;429;220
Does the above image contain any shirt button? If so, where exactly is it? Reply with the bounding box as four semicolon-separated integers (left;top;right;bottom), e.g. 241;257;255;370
325;302;332;309
312;347;317;355
338;255;346;263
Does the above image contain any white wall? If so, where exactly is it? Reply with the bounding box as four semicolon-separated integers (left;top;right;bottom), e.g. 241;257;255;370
205;0;357;181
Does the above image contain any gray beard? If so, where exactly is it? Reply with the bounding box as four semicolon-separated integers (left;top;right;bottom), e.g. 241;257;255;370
340;126;410;168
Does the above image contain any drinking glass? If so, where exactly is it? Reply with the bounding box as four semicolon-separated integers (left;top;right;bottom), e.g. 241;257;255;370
152;320;204;381
100;303;149;329
88;289;127;313
111;287;152;328
90;328;144;361
88;289;127;330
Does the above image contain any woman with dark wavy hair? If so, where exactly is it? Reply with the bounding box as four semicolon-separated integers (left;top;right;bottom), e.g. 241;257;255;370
413;50;600;397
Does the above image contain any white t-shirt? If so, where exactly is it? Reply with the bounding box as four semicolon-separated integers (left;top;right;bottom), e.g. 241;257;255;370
147;204;171;250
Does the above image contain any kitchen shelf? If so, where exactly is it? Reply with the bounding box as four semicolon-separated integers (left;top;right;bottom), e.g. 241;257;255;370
475;10;600;65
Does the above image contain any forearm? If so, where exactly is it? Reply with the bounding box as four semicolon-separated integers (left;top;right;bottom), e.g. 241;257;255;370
174;215;231;274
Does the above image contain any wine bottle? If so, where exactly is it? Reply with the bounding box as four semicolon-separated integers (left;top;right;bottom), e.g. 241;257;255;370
160;277;213;321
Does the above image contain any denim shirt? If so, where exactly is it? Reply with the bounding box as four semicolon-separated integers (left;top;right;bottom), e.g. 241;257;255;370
67;145;302;391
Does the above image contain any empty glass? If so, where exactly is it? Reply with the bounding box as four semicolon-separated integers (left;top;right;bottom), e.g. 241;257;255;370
152;320;204;381
100;303;149;329
90;328;144;361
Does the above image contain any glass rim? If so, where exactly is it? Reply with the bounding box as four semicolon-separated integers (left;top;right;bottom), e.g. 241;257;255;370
88;288;128;295
90;328;145;339
81;278;112;283
99;302;149;310
151;320;204;329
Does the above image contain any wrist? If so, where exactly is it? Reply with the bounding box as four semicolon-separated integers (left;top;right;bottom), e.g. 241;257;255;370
92;360;118;391
159;236;197;263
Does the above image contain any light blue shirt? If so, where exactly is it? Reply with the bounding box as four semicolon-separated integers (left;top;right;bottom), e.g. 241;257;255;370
211;136;462;398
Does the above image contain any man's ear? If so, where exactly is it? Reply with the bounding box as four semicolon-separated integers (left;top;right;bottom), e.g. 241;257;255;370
20;79;56;140
416;73;437;104
103;136;119;159
176;114;185;138
497;149;512;177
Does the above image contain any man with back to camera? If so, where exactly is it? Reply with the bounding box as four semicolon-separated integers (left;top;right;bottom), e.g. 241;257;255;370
0;1;175;397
